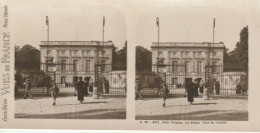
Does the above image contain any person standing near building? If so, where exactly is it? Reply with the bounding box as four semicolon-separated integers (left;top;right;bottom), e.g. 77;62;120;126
23;77;33;99
215;80;220;95
186;79;194;105
84;77;89;96
236;82;242;95
160;81;169;107
104;79;110;94
135;78;143;100
50;82;59;105
194;79;199;97
77;77;85;103
199;80;205;95
88;79;94;94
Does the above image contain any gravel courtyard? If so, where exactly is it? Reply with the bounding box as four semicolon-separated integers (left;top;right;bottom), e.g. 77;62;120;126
136;97;248;121
15;96;126;119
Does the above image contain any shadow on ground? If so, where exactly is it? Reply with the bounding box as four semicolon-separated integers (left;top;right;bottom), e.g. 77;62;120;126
136;110;248;121
15;109;126;119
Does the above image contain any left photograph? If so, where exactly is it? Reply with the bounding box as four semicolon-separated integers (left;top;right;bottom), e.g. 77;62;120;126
14;5;127;119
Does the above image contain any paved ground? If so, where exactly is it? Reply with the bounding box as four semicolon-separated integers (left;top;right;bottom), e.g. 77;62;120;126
136;97;248;121
15;96;126;119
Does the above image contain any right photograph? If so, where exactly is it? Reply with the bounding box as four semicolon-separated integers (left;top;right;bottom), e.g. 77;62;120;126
135;7;248;121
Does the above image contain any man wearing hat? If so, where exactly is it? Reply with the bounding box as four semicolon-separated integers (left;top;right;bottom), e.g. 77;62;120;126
50;82;59;105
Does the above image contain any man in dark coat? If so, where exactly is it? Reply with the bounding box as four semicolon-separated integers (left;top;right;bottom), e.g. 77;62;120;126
84;77;89;96
215;81;220;95
186;79;194;104
194;79;199;97
104;79;110;94
77;77;85;103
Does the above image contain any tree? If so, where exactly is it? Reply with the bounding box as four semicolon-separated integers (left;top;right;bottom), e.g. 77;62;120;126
15;44;40;70
112;41;127;70
223;26;248;65
136;46;152;72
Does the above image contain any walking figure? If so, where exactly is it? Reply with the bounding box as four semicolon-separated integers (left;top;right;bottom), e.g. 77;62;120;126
186;79;194;105
160;81;169;107
23;77;33;99
50;82;59;105
135;78;143;100
215;80;220;95
199;80;205;95
77;77;85;103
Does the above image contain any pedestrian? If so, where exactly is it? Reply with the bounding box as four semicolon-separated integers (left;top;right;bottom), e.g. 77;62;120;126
215;80;220;95
84;77;89;96
236;82;242;95
194;79;199;97
160;81;169;107
199;80;205;95
77;77;85;103
23;77;33;99
135;78;143;100
89;79;94;94
186;79;194;105
50;82;59;105
104;79;110;94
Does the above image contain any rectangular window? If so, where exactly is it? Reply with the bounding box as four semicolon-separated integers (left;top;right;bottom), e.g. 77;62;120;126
61;50;66;55
172;78;177;84
73;60;79;72
185;51;190;57
85;60;91;72
172;51;177;57
47;50;52;55
197;61;202;73
158;51;163;57
212;61;217;73
172;61;177;73
73;50;79;55
61;60;66;72
101;60;106;72
86;50;91;55
185;61;190;72
61;77;66;84
197;51;202;57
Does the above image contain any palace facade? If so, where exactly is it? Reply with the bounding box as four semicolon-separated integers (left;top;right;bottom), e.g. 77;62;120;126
40;41;114;84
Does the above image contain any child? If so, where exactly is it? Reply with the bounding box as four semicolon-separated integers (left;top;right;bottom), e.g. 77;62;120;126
50;83;59;105
160;81;169;107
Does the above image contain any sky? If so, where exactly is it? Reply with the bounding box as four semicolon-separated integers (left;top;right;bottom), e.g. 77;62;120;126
10;3;127;49
9;0;251;52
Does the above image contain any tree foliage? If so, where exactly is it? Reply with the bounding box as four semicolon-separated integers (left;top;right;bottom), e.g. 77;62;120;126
112;41;127;70
224;26;248;65
136;46;152;72
15;44;40;70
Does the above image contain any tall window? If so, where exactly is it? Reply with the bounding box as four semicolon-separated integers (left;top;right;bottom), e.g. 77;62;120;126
212;61;217;73
185;61;190;72
61;77;66;84
47;50;52;56
185;51;190;57
197;51;202;57
85;50;91;56
73;50;79;55
73;60;79;72
197;61;202;73
61;50;66;55
61;60;66;72
172;61;177;73
85;60;91;72
101;60;106;72
158;51;163;57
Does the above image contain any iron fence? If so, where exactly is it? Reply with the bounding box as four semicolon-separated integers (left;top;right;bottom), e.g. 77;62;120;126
15;63;126;96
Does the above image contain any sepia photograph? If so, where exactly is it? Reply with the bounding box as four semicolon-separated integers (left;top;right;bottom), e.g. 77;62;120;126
0;0;260;131
135;6;248;121
13;5;127;119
